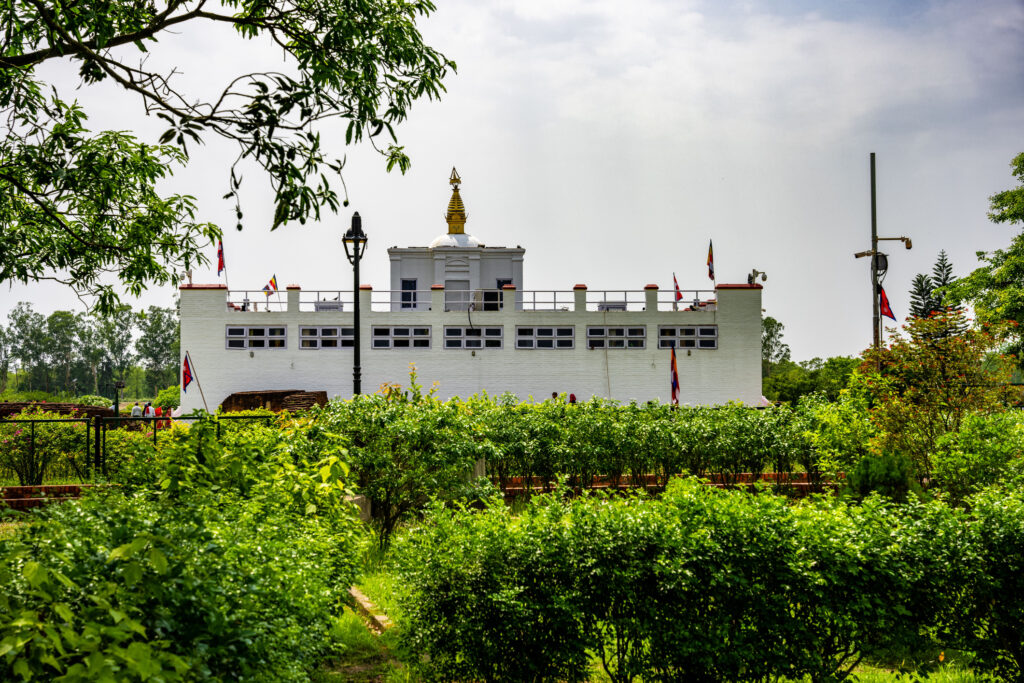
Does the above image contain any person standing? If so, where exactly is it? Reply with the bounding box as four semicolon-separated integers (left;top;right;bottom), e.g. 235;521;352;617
130;402;142;418
144;402;154;418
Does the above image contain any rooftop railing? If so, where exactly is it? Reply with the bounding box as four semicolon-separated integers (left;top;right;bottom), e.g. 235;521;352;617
220;287;718;314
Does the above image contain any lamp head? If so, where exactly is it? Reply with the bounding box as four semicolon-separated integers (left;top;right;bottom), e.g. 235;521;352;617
342;211;368;263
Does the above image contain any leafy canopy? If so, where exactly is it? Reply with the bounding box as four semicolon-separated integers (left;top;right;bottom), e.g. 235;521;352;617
946;153;1024;358
0;0;454;312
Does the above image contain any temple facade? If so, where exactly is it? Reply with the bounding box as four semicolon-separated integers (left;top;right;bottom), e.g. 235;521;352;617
179;170;763;412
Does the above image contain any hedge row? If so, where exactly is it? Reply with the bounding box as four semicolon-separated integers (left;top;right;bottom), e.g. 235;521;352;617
0;416;363;682
394;479;1024;682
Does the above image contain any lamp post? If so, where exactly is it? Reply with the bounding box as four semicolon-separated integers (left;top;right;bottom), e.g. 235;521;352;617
342;212;368;395
113;380;126;417
854;153;912;367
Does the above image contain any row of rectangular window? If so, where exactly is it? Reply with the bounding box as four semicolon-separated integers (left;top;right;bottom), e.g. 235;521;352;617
226;325;719;350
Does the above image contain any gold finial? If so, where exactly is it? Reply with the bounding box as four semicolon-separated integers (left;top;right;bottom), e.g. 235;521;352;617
445;166;467;234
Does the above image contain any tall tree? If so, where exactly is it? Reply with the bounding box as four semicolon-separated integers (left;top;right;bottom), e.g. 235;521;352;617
96;305;137;385
761;316;791;378
0;0;454;313
946;153;1024;360
0;323;9;393
44;310;81;394
76;313;106;395
7;302;48;391
136;306;179;394
909;250;959;319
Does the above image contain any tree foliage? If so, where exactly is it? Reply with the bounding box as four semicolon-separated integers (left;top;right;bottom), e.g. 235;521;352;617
946;152;1024;359
761;315;791;376
0;0;454;311
862;310;1014;480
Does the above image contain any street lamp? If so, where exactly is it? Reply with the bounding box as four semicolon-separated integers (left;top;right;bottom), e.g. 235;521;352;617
342;211;369;395
854;153;912;367
113;380;126;417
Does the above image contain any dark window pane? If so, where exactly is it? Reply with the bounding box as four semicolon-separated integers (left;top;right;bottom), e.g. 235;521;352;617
699;327;717;337
373;339;390;348
465;339;482;348
249;339;266;347
413;339;430;348
321;328;338;336
608;328;624;336
680;328;696;336
588;327;605;336
373;328;389;336
589;340;605;349
269;327;285;336
537;339;554;348
249;328;265;336
393;328;410;336
609;339;625;348
485;339;502;348
485;328;502;336
537;328;553;336
660;340;675;348
660;328;675;336
699;339;717;348
393;339;410;347
341;340;354;347
227;339;245;348
227;327;245;336
465;328;482;336
300;328;317;337
321;339;338;348
342;328;355;336
518;328;533;336
628;339;644;348
446;328;462;337
556;328;574;336
301;340;318;348
446;339;462;348
556;339;573;348
681;339;696;348
517;339;534;348
628;328;645;336
413;328;430;336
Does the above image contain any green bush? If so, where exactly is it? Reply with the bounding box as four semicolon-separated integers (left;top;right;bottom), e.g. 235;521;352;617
934;412;1024;504
846;452;918;503
154;385;180;409
0;415;364;681
0;408;92;484
393;480;965;682
74;394;111;407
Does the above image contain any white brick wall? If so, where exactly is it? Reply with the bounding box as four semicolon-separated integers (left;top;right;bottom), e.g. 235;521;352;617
179;284;763;412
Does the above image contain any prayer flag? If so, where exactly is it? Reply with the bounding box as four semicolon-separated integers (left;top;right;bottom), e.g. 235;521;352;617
182;355;194;393
217;240;225;275
670;347;680;405
263;274;278;296
879;286;896;321
673;272;683;302
707;240;715;280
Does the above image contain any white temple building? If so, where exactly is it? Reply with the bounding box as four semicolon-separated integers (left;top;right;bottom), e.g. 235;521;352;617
179;169;763;412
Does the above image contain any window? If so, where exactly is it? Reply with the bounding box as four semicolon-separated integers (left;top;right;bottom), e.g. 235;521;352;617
484;279;512;311
225;325;287;349
401;279;417;309
659;325;717;349
445;279;470;311
444;326;503;349
299;326;355;349
372;326;431;349
587;326;646;349
516;326;574;349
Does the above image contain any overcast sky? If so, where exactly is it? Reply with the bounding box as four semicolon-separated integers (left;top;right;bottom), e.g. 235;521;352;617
4;0;1024;361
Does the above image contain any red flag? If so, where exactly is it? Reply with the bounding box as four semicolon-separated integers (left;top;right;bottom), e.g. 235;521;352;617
182;355;194;393
879;286;896;321
707;240;715;280
673;272;683;302
670;347;680;405
217;240;225;275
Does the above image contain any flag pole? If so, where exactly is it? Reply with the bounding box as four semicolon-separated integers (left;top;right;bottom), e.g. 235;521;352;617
186;351;210;413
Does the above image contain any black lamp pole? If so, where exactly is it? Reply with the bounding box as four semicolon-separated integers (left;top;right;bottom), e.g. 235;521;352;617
343;212;368;395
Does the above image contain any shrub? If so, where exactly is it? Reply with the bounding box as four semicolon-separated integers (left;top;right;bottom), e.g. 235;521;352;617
0;415;364;681
846;453;919;503
74;394;111;407
155;385;180;409
934;412;1024;504
0;408;92;484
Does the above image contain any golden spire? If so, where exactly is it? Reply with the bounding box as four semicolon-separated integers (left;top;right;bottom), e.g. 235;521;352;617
445;167;467;234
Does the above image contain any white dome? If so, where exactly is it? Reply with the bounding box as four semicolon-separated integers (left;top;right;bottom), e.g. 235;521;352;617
430;232;483;248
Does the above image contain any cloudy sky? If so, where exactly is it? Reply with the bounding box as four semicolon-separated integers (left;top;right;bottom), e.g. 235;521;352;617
5;0;1024;361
